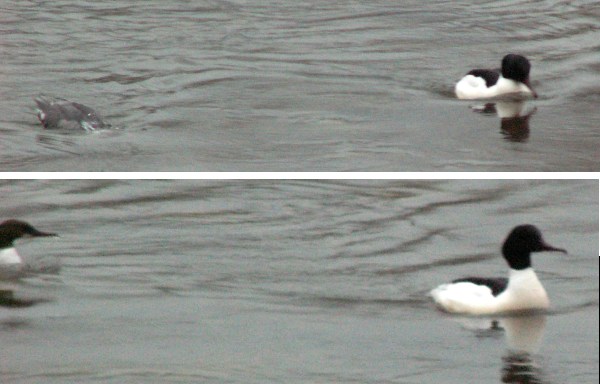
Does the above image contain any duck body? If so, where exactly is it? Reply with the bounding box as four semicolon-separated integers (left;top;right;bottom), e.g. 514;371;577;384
34;95;109;131
455;54;537;100
431;268;549;315
455;74;534;100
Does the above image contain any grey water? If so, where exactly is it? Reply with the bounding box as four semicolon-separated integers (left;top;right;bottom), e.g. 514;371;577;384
1;0;599;171
0;180;598;383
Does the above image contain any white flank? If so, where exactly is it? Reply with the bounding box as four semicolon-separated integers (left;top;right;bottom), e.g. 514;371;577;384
455;75;533;100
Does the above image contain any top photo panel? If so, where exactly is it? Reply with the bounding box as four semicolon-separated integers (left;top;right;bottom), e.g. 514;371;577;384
2;1;598;172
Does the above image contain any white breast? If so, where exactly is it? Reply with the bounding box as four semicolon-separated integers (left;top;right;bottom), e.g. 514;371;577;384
494;268;549;312
0;247;23;265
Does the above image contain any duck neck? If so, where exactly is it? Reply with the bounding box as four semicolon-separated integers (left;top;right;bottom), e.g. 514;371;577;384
504;250;532;270
0;237;16;249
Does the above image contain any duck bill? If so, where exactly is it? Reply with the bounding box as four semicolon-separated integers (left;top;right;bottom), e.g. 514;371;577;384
523;79;538;98
540;241;567;254
29;228;58;238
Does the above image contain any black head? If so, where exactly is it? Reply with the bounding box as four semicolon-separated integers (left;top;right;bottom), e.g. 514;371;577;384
0;219;57;249
501;224;566;270
501;54;531;82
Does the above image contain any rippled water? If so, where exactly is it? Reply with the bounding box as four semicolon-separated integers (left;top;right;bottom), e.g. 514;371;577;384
1;0;599;170
0;180;597;383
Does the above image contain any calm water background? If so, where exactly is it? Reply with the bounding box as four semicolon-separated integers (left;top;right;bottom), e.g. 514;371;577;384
0;180;598;383
1;0;599;171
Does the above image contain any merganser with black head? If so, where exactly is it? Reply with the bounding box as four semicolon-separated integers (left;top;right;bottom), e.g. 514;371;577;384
34;95;109;131
455;54;538;100
0;220;57;266
430;225;566;315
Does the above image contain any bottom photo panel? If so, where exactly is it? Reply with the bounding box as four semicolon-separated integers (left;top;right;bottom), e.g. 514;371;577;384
1;179;598;384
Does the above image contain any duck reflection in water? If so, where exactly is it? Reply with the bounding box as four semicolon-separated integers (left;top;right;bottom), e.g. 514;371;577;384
0;284;53;309
0;289;39;308
499;314;547;384
448;313;548;383
471;101;537;143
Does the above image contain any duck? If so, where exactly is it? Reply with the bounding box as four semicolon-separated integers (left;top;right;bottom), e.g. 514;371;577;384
455;54;537;100
34;95;109;131
0;219;57;266
430;224;566;315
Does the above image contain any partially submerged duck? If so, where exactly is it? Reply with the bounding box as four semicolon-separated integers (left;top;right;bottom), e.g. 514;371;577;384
34;95;110;131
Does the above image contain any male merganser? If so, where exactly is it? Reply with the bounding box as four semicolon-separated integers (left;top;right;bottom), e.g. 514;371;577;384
0;220;57;266
430;225;566;315
455;54;538;100
34;95;109;131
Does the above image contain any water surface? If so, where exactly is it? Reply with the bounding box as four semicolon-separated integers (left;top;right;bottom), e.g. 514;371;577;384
1;1;599;170
1;180;598;383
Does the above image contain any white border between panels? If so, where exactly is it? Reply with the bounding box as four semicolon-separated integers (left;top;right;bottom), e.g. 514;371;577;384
1;172;599;180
